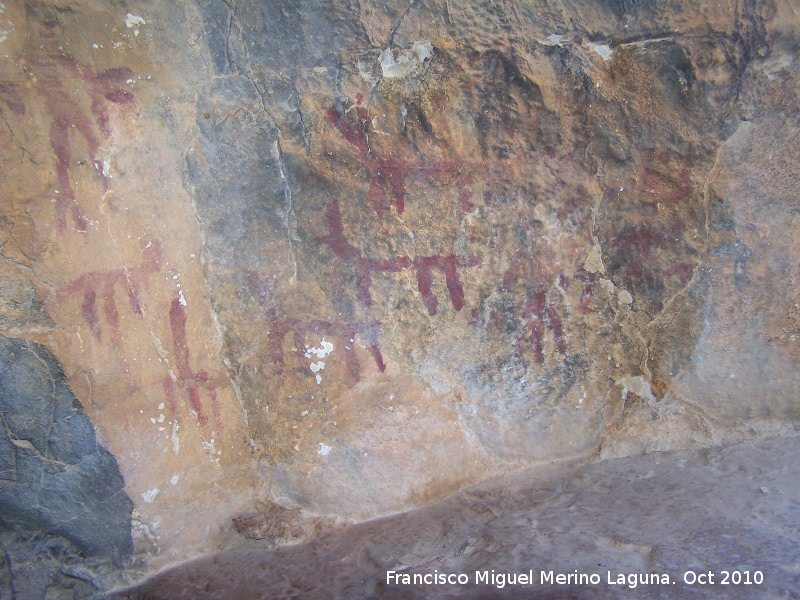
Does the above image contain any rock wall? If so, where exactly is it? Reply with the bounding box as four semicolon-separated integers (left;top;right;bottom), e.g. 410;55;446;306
0;0;798;594
0;336;133;596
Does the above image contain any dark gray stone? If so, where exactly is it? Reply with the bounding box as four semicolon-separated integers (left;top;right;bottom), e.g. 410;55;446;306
0;336;133;599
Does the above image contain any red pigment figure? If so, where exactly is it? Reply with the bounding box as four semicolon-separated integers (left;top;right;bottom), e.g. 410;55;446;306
316;199;478;315
578;274;595;314
413;254;480;316
637;152;693;206
27;23;137;232
163;297;221;434
321;101;485;315
302;319;386;380
58;241;161;368
317;200;410;306
326;104;470;217
521;289;567;363
246;272;386;383
610;222;693;308
489;285;568;364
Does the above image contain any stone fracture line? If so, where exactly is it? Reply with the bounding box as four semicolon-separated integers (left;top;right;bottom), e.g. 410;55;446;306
271;139;299;284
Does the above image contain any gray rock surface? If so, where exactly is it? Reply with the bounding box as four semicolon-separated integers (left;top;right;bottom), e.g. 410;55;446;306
0;336;133;599
0;0;798;594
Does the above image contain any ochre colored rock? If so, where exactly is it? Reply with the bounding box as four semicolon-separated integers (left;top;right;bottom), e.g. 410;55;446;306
0;0;798;595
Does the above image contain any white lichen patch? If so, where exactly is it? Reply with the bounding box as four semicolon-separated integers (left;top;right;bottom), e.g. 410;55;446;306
317;443;332;456
0;8;11;45
171;421;180;454
305;339;334;359
305;339;333;385
412;40;433;63
96;146;116;179
618;289;633;304
592;43;613;61
377;40;433;79
536;33;565;47
125;13;146;28
616;375;657;403
141;488;159;503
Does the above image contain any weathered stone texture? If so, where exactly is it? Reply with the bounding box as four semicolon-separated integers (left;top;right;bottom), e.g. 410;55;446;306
0;0;798;594
180;0;800;519
0;336;133;598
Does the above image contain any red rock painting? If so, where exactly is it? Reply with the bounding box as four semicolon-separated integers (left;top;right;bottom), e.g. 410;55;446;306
326;104;475;217
316;200;410;307
609;223;695;308
246;272;386;384
413;254;480;316
30;24;138;232
316;199;478;315
162;297;221;434
58;241;161;365
606;151;700;310
578;275;596;315
488;287;568;364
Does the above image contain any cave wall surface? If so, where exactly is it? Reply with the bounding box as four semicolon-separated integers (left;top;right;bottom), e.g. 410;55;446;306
0;0;798;594
0;336;133;597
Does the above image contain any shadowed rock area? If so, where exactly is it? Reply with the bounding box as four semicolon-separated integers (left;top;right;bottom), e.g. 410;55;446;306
0;336;133;598
0;0;798;596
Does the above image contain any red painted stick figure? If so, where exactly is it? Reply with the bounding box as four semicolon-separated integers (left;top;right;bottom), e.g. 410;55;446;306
58;241;161;367
162;297;221;434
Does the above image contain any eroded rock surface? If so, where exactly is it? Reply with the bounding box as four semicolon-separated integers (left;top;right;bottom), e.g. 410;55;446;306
177;0;800;522
0;0;798;594
0;336;133;598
